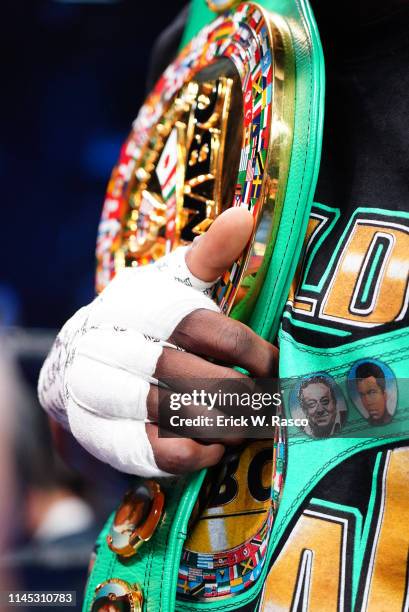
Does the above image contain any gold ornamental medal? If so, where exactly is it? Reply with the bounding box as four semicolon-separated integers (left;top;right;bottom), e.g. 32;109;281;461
96;2;294;319
107;481;165;558
91;579;143;611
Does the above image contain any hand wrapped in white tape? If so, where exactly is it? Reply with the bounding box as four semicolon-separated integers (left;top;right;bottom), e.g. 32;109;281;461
38;209;276;477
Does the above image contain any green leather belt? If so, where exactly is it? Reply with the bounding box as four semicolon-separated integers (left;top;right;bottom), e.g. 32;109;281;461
83;476;202;611
85;1;325;609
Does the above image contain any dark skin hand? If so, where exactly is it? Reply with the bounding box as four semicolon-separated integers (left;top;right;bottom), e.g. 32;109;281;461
145;208;278;475
52;209;278;477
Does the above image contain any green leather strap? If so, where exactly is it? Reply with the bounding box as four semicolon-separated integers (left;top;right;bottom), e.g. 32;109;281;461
175;6;324;610
83;474;206;611
84;1;324;610
181;0;325;343
250;0;324;342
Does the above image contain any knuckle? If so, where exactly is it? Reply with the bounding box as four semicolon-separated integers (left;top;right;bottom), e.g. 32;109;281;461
65;358;84;394
170;309;210;347
220;323;250;358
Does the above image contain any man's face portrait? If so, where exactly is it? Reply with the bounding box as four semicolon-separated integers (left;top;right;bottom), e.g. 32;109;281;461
350;359;396;426
300;381;337;437
356;376;387;423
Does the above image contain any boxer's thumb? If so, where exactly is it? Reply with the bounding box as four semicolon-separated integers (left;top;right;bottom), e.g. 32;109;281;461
185;208;254;283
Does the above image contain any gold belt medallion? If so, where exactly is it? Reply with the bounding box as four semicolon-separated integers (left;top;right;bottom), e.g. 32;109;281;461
96;2;295;319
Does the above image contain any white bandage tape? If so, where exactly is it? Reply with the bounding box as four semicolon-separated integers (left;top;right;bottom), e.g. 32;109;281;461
38;305;91;430
95;255;218;341
155;245;217;294
65;328;163;421
38;246;220;477
67;404;164;478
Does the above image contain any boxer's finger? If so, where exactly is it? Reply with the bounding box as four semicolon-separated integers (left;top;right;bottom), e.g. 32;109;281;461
146;383;247;444
170;309;278;377
146;423;225;474
154;346;251;383
185;207;254;282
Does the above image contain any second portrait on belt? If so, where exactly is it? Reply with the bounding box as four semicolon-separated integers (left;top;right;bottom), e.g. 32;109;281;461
347;359;397;426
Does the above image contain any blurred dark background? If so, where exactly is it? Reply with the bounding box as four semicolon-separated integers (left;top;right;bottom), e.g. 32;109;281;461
0;0;185;606
1;0;186;329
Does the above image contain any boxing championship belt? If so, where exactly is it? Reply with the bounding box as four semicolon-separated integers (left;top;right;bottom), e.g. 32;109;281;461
84;1;324;610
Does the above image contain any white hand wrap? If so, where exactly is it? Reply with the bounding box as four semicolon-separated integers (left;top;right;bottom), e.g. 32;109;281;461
38;246;219;477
